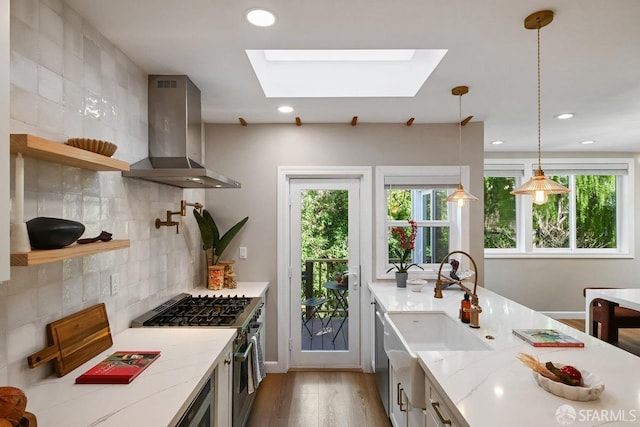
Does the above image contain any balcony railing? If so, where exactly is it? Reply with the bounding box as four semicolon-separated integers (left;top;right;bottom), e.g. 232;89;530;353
302;258;347;320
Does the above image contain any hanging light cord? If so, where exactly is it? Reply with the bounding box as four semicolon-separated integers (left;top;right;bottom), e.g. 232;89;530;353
536;24;542;171
458;93;463;182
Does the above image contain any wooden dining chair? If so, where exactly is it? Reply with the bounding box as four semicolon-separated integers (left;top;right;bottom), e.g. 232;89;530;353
583;287;640;343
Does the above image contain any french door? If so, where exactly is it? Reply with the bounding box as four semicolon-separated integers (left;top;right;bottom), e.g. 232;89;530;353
289;178;360;368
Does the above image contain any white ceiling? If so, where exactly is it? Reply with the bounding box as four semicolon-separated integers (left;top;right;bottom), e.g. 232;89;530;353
65;0;640;153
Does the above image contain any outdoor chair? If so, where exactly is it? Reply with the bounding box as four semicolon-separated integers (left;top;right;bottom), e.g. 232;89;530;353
302;296;328;337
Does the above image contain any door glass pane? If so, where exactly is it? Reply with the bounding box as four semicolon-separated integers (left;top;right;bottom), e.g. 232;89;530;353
300;189;349;351
532;175;570;248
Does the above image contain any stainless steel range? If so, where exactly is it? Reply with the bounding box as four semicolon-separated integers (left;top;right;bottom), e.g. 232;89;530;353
132;293;263;427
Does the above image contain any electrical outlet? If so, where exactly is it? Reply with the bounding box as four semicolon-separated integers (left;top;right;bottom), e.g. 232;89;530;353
239;246;247;259
110;273;120;296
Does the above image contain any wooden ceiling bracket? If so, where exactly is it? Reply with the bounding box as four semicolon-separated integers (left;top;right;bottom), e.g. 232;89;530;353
239;117;247;126
295;117;302;126
406;117;415;126
351;116;358;126
461;115;473;126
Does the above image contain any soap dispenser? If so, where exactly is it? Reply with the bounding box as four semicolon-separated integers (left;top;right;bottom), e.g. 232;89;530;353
460;293;471;324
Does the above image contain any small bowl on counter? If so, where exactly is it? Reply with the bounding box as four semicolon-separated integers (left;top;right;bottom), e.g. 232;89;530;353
406;279;428;292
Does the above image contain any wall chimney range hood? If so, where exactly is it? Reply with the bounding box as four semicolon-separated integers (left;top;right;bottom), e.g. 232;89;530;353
122;75;240;189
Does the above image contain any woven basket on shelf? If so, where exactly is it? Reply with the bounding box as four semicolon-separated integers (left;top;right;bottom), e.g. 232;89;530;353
65;138;118;157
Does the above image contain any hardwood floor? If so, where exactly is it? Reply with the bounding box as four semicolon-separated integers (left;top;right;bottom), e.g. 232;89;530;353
246;371;391;427
558;319;640;357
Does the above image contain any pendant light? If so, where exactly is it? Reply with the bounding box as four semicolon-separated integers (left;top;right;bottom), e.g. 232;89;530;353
511;10;569;205
446;85;478;207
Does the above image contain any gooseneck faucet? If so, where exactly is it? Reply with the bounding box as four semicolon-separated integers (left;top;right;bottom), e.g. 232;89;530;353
434;250;482;328
155;200;203;234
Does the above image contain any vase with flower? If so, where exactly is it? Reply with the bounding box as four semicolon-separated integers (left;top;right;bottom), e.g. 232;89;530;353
386;219;424;288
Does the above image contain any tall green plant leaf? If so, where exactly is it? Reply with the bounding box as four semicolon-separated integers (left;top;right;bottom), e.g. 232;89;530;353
216;216;249;260
193;210;213;250
203;209;219;250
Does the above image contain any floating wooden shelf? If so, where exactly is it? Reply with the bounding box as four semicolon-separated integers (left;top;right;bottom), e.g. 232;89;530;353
10;134;130;171
10;240;130;266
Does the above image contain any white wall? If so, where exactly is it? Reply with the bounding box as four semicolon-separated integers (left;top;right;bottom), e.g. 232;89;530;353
1;0;201;389
203;122;486;362
485;152;640;313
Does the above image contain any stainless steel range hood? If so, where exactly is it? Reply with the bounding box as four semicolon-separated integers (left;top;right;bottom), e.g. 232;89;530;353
122;75;240;189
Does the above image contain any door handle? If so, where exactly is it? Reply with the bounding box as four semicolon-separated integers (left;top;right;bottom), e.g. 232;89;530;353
431;400;452;425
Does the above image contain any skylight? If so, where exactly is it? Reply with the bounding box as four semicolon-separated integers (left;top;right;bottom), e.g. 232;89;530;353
245;49;447;98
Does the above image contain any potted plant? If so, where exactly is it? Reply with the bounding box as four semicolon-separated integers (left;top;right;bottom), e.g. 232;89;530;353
386;219;423;288
193;209;248;289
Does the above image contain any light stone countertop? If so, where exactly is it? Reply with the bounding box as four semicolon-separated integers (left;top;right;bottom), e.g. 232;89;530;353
369;281;640;427
21;328;236;426
188;281;269;298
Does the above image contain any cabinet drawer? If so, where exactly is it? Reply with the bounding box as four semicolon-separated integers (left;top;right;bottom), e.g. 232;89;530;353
426;383;462;427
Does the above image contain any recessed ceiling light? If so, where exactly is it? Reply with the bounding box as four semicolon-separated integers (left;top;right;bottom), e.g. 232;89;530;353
246;49;447;98
580;140;595;145
491;140;504;145
556;113;574;120
278;106;294;113
246;9;276;27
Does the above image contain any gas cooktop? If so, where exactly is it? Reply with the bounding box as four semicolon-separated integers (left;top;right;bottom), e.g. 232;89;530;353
131;293;260;328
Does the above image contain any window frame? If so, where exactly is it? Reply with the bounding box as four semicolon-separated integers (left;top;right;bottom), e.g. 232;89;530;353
375;165;471;279
484;158;634;259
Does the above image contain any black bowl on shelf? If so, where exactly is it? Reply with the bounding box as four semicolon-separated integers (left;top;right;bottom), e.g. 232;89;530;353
26;217;85;249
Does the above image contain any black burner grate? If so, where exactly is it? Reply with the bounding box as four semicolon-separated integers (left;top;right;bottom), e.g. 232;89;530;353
142;295;253;327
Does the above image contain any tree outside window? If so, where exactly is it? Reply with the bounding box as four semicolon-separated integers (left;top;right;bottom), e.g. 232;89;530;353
484;159;626;255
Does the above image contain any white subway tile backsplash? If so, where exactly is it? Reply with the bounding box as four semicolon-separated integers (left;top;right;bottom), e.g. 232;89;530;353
62;49;82;82
62;275;83;310
11;52;38;92
36;159;62;192
11;0;40;30
63;23;82;57
62;78;82;113
7;289;38;329
39;3;63;46
38;33;63;74
37;96;64;134
38;65;63;103
83;65;102;97
62;193;81;220
5;0;199;389
41;0;63;15
36;283;62;318
10;86;38;126
10;17;39;62
37;192;63;218
61;2;81;29
63;108;83;138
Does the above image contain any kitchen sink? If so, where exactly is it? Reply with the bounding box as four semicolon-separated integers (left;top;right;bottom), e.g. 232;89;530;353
383;311;492;407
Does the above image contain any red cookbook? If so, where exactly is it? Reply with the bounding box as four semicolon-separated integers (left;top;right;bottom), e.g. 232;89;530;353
75;351;161;384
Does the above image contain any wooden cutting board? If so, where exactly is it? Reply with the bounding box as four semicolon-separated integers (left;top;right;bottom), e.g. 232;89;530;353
27;303;113;377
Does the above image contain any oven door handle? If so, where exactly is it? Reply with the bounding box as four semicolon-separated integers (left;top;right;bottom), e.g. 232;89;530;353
235;340;253;362
235;321;263;362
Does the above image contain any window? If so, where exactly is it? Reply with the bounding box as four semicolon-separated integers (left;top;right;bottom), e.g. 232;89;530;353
484;159;633;258
376;166;471;278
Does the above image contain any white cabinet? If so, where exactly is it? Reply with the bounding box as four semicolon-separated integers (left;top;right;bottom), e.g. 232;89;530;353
216;344;233;427
389;368;425;427
423;375;466;427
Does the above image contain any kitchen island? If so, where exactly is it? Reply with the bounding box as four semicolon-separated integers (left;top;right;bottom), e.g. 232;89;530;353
370;282;640;427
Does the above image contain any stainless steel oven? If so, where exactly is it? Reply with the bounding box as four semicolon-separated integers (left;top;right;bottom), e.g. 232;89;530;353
132;293;264;427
